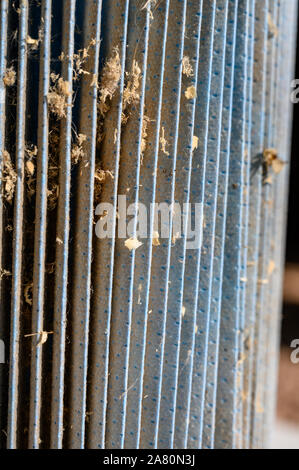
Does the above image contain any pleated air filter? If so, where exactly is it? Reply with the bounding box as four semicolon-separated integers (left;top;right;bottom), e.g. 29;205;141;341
0;0;296;449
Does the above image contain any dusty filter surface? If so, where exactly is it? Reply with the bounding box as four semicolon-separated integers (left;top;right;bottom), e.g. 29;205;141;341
0;0;297;449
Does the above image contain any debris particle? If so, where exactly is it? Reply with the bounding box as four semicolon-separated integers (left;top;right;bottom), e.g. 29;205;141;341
160;127;169;156
125;237;143;251
268;260;276;276
71;133;87;164
0;268;11;279
24;331;53;347
56;237;63;245
142;0;157;18
172;232;180;245
24;283;33;305
94;167;114;202
263;148;285;174
152;231;160;246
98;47;121;116
268;13;278;39
90;73;97;87
181;305;186;317
25;145;38;199
26;35;40;50
258;278;269;285
192;135;199;151
47;73;72;119
141;115;152;155
123;60;141;108
3;66;16;87
2;150;17;203
182;56;194;77
26;160;35;176
185;85;197;100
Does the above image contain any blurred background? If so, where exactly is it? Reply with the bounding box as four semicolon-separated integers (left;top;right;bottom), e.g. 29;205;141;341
273;15;299;449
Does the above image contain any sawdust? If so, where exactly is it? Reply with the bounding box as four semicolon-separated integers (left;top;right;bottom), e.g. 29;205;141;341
98;47;121;116
182;56;193;77
2;150;17;203
160;127;169;156
3;66;16;87
185;85;197;100
47;73;72;119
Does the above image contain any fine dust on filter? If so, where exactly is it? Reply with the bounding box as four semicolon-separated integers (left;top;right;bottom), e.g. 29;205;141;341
3;66;16;87
125;237;143;251
2;150;17;203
